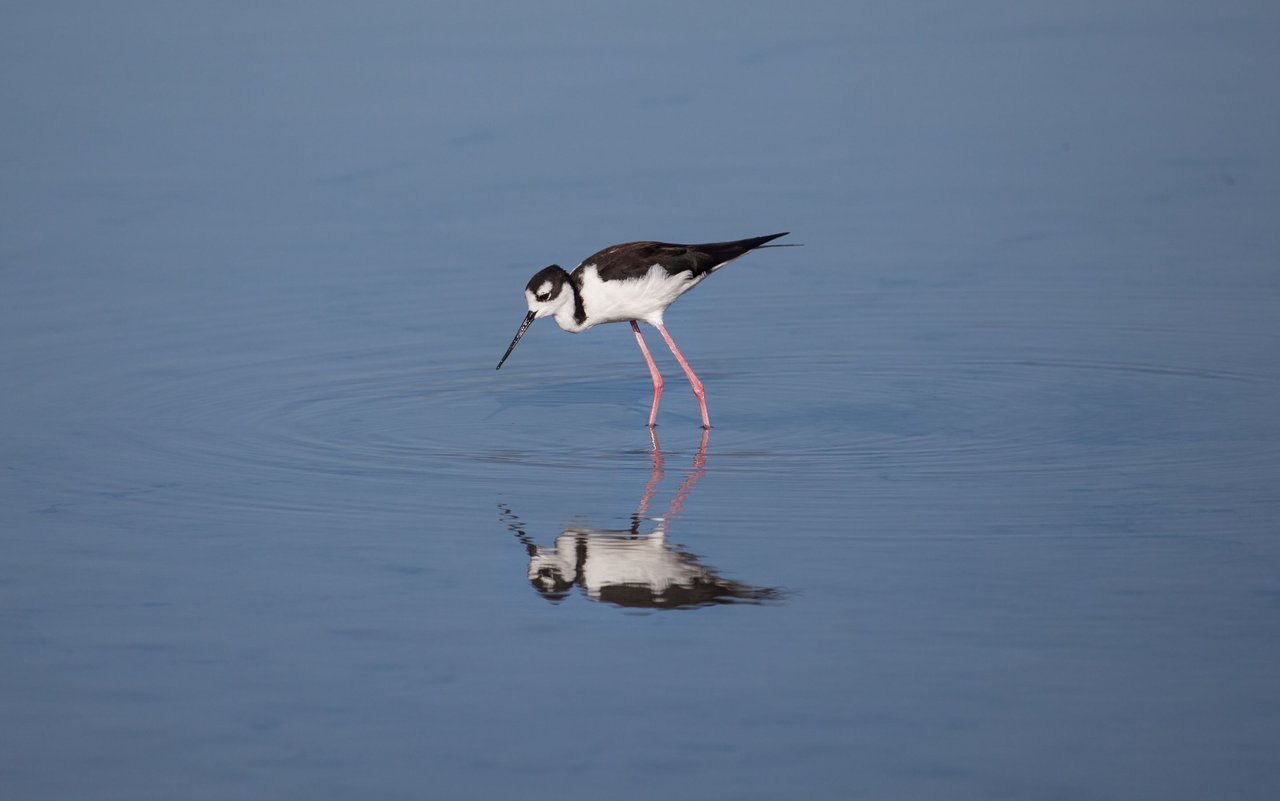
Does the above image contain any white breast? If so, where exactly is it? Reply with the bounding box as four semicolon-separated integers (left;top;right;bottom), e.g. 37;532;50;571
577;264;702;327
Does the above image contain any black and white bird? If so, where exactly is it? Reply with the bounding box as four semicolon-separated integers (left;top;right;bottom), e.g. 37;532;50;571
496;232;791;428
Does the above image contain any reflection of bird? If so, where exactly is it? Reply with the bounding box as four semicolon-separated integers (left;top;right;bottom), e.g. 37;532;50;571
499;431;780;610
496;233;793;428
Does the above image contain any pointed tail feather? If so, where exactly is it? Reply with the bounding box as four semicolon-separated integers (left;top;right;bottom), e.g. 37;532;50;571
735;231;790;250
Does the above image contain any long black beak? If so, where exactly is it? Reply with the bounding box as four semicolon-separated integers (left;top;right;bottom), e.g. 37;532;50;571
496;311;536;370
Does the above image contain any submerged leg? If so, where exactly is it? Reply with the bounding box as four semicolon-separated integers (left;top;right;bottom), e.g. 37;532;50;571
655;323;710;429
630;320;664;428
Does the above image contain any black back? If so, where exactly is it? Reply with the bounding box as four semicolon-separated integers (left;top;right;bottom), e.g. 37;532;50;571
580;232;789;282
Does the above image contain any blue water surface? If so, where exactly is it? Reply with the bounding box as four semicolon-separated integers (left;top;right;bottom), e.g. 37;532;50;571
3;3;1279;799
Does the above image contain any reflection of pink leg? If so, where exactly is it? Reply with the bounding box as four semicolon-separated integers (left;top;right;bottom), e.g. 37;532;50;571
633;428;665;531
656;324;710;429
664;428;709;520
631;321;664;428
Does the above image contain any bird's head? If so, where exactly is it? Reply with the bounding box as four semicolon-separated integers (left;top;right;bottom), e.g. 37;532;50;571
524;264;573;320
496;265;572;369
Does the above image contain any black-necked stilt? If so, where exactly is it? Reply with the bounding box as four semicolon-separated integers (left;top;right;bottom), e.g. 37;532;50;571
496;232;791;428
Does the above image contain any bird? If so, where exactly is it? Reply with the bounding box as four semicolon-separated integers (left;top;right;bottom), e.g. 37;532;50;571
496;232;791;428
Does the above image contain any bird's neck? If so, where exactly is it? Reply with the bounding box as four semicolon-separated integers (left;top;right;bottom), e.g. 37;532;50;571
552;275;590;332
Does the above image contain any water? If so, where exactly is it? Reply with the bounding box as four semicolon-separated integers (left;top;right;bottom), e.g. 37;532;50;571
4;2;1279;799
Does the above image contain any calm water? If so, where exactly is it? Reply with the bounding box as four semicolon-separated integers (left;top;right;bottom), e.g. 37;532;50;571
4;3;1279;799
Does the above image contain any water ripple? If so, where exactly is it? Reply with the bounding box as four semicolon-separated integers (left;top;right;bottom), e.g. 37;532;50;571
76;339;1277;522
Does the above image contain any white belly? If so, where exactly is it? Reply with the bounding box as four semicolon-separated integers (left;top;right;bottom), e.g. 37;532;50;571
576;264;700;327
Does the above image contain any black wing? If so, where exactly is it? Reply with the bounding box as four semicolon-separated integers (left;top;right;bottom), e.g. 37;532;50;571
585;232;789;282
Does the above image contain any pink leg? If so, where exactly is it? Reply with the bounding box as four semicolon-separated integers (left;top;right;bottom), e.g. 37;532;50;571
656;323;710;429
630;321;664;428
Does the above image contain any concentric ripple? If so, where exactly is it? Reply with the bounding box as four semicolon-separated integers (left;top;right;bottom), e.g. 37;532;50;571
76;334;1279;527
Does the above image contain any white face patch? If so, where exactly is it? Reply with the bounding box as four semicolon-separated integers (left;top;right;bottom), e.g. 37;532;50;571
527;282;566;319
